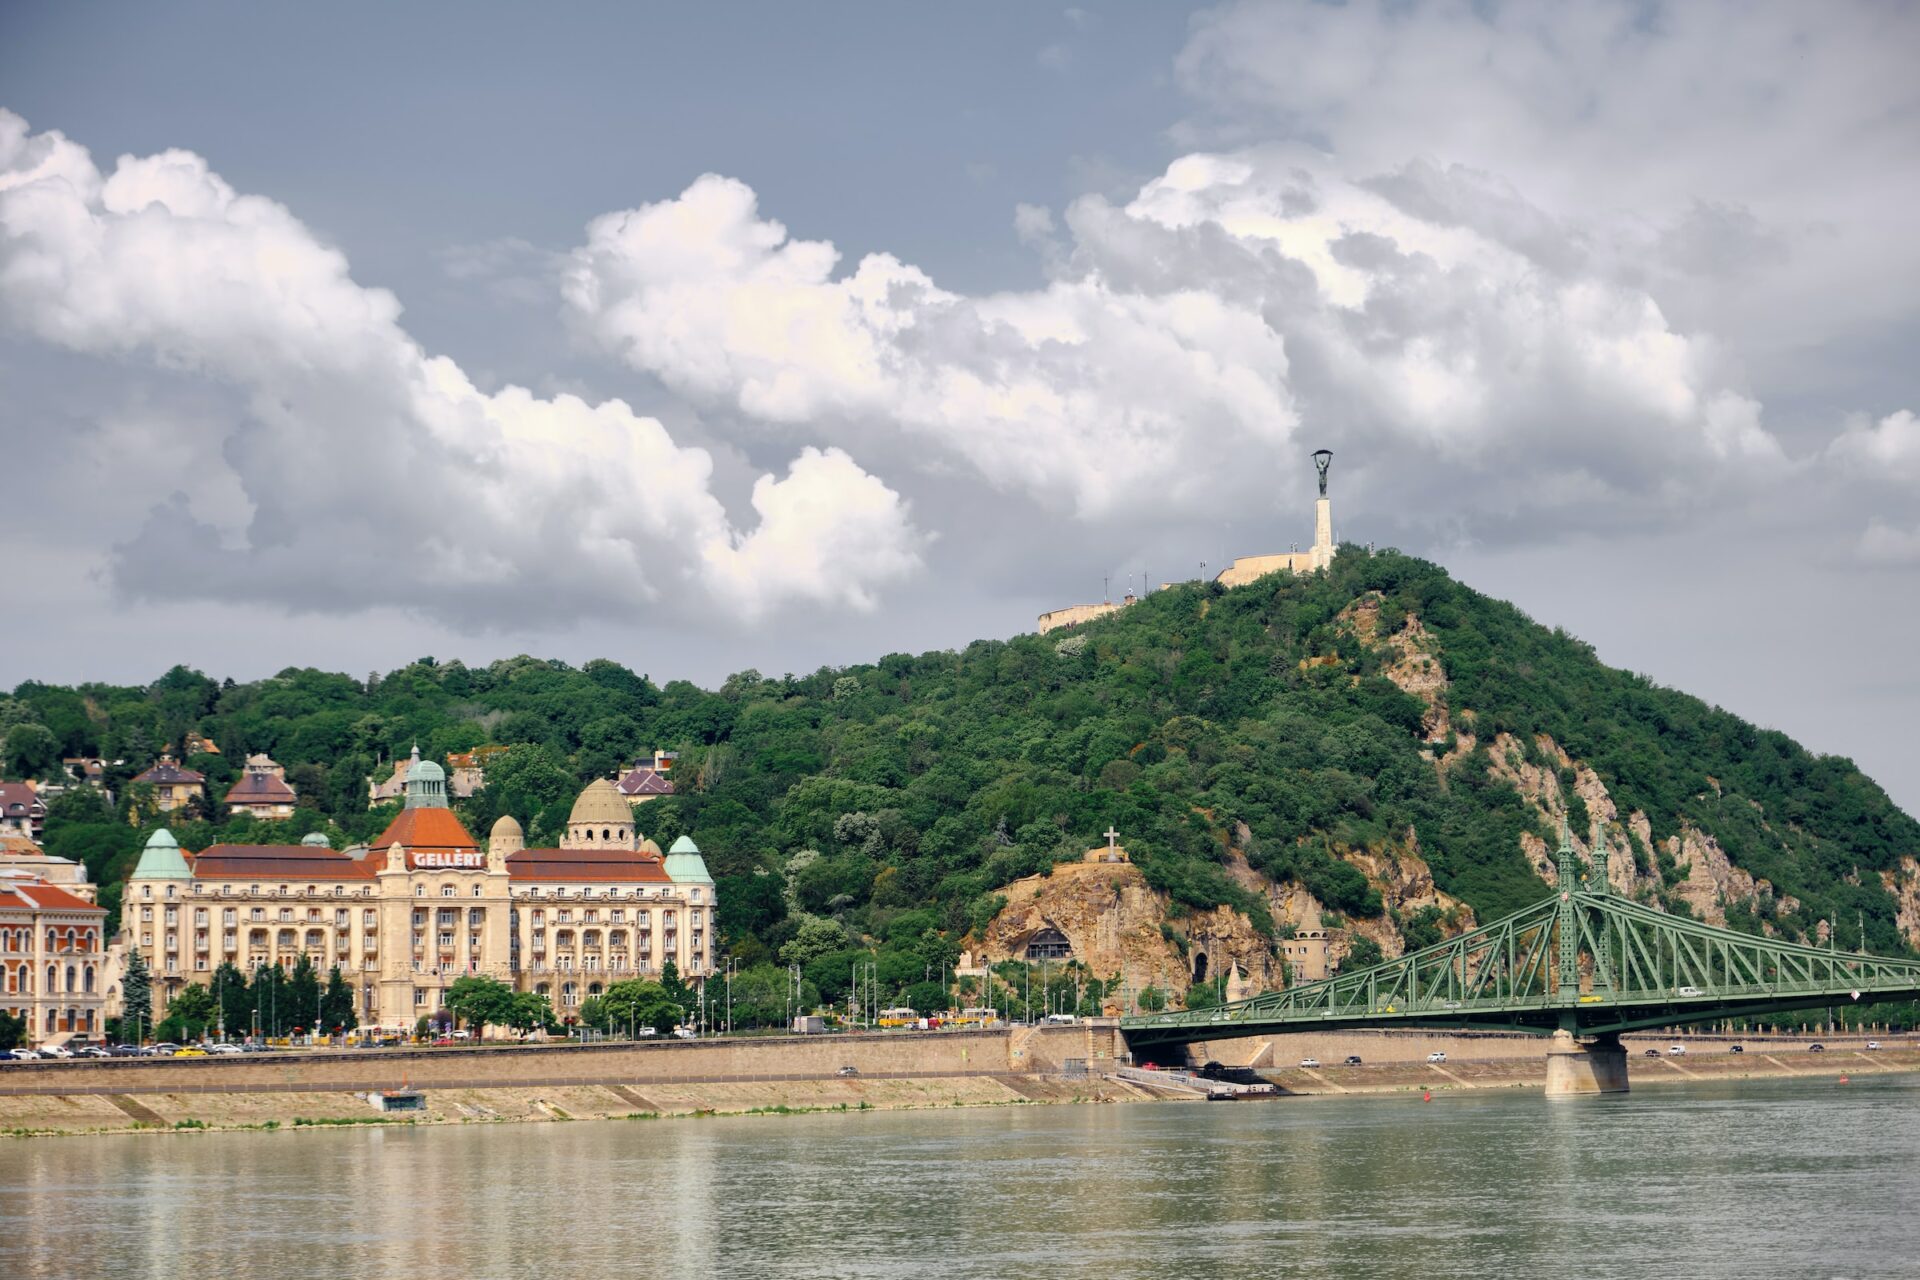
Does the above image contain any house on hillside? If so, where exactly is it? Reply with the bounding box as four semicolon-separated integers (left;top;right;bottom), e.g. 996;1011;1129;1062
0;783;46;838
615;750;678;805
131;757;206;814
225;754;298;819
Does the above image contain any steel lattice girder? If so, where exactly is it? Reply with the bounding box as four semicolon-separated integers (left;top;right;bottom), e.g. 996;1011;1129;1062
1121;889;1920;1054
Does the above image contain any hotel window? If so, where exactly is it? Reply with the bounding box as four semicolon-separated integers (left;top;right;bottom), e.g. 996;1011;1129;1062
224;933;236;948
413;988;426;1007
279;885;289;896
250;907;265;922
141;886;151;899
223;909;236;925
194;909;208;926
415;886;425;897
195;957;208;971
441;885;455;898
279;908;294;922
472;885;482;897
140;907;153;922
165;907;177;924
250;885;260;896
166;885;176;899
611;909;625;922
165;957;176;972
141;932;152;947
364;910;377;927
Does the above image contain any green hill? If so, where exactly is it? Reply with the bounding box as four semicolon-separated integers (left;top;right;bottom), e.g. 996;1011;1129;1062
11;550;1919;1009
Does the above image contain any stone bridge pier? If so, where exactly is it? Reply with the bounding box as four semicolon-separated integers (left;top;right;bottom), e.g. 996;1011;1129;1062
1543;1029;1629;1098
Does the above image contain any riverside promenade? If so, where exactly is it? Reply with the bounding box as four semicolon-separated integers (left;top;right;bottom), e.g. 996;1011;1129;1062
0;1024;1907;1136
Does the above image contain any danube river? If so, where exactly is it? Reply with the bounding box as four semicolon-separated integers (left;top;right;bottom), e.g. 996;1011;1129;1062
3;1075;1913;1279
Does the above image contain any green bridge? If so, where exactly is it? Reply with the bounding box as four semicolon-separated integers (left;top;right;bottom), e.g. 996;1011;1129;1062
1121;823;1920;1094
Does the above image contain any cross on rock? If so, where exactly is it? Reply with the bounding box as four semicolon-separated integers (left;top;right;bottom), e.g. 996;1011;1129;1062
1104;826;1120;852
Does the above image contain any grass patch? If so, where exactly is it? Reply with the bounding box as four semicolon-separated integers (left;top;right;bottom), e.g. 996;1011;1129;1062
292;1115;415;1128
172;1119;208;1130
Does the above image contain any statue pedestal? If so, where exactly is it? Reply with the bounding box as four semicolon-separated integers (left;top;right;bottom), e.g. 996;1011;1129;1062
1544;1029;1629;1098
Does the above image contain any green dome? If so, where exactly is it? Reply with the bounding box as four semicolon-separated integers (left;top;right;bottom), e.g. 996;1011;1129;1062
133;828;193;880
301;832;331;847
663;835;712;885
402;744;449;810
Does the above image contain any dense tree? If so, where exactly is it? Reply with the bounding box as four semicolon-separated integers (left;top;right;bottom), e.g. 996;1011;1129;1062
580;979;684;1036
444;975;517;1033
121;951;152;1043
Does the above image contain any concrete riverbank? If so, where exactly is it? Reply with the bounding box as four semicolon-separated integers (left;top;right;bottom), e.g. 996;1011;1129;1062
1;1026;1909;1137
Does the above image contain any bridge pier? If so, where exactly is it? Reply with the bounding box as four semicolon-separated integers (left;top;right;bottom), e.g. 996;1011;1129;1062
1543;1029;1628;1098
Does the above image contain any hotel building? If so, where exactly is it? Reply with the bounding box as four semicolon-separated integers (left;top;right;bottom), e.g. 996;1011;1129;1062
127;750;715;1031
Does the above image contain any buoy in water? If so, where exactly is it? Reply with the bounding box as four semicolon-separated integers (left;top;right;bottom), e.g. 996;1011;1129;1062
1423;1089;1432;1102
1838;1075;1850;1084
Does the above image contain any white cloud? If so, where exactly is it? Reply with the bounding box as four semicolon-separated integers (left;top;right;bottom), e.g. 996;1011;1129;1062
0;111;922;626
564;150;1783;534
1828;410;1920;482
564;173;1297;519
1857;521;1920;568
1173;0;1920;392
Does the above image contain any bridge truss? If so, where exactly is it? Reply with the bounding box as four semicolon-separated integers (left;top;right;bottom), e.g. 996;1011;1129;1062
1122;823;1920;1058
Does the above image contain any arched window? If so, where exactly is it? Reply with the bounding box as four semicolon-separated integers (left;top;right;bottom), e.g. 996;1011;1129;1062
587;982;603;996
602;828;611;842
561;982;577;1007
65;965;76;993
277;929;296;948
535;983;550;997
46;964;56;992
441;884;456;898
84;967;95;994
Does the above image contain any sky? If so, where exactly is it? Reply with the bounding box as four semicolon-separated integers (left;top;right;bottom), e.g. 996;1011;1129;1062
1;2;1916;812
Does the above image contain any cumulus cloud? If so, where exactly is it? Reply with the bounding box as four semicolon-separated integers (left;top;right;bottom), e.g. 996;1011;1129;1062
564;173;1296;518
0;110;922;625
564;150;1783;537
1828;410;1920;483
1173;0;1920;388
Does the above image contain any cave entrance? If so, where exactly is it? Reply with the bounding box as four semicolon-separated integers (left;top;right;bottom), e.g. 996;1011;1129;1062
1191;952;1208;984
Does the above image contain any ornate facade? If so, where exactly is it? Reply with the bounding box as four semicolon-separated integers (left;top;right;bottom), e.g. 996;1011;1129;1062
128;753;716;1033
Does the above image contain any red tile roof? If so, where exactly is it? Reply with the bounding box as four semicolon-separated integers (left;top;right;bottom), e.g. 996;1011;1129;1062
371;807;479;853
0;881;105;913
225;772;298;805
507;847;673;883
190;844;377;880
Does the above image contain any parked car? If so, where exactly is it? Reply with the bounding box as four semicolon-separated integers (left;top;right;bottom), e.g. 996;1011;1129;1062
836;1065;860;1077
41;1044;73;1059
107;1044;142;1057
431;1036;456;1046
1344;1055;1364;1066
1809;1043;1826;1053
0;1051;18;1061
1426;1051;1447;1063
1729;1044;1745;1054
208;1043;243;1056
11;1048;41;1060
76;1045;111;1059
142;1043;181;1057
673;1027;698;1040
1299;1057;1321;1069
174;1046;208;1057
1644;1048;1661;1057
239;1042;270;1053
1866;1040;1882;1051
1668;1044;1687;1056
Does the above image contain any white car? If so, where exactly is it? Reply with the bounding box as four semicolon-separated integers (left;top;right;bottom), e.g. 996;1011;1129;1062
1676;986;1704;997
208;1043;244;1055
40;1045;73;1058
11;1048;40;1060
1427;1051;1447;1063
1668;1044;1687;1056
1865;1040;1882;1051
1299;1057;1321;1069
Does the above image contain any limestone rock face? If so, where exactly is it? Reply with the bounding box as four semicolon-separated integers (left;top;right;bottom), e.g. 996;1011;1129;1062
1664;827;1761;927
1879;857;1920;949
1343;595;1451;740
974;860;1282;999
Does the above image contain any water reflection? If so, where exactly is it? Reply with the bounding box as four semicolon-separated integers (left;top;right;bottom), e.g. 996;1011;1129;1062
2;1076;1911;1279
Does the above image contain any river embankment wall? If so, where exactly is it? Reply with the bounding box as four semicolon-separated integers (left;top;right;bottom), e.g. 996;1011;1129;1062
1;1025;1910;1137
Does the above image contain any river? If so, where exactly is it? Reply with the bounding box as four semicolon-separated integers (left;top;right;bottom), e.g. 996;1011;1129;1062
3;1074;1912;1279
